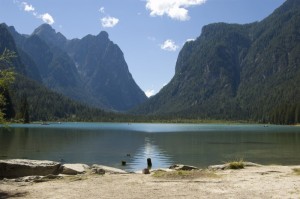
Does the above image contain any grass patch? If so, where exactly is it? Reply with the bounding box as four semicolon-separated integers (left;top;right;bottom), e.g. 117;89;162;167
227;160;245;169
293;168;300;175
63;175;88;182
152;170;218;180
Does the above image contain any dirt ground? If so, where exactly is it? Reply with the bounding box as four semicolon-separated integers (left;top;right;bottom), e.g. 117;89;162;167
1;165;300;199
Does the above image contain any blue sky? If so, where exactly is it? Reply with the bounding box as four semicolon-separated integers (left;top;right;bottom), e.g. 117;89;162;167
0;0;285;97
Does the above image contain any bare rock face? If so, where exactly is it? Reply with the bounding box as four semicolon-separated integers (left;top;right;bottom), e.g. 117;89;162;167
60;164;90;175
0;159;61;178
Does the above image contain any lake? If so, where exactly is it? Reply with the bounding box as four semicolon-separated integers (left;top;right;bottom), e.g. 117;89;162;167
0;123;300;171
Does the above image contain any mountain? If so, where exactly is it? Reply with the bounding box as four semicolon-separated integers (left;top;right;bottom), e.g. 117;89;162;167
0;23;116;121
7;24;147;111
19;33;99;106
65;32;147;111
32;23;67;49
133;0;300;124
10;74;115;122
0;24;26;75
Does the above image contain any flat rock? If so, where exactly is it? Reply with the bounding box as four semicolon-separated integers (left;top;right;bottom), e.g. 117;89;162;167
0;159;61;178
208;164;227;170
91;164;127;174
169;164;199;171
60;164;90;175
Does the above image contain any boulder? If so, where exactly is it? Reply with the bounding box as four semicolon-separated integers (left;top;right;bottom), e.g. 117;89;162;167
92;168;106;175
0;159;61;178
169;164;199;171
91;164;127;174
60;164;89;175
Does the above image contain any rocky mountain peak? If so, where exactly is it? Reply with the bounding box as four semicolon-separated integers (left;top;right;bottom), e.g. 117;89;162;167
32;24;55;35
32;24;67;48
97;31;109;40
4;23;147;112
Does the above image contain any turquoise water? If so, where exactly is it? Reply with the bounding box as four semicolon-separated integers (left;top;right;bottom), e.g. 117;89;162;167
0;123;300;171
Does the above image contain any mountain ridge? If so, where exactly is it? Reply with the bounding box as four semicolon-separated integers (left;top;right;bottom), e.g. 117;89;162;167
133;0;300;124
5;23;147;111
0;23;144;122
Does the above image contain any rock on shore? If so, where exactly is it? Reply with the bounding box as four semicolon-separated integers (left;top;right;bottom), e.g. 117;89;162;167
0;159;129;179
91;164;127;174
169;164;199;171
0;159;61;178
60;164;90;175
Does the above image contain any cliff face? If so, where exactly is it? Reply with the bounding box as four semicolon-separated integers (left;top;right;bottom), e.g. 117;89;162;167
134;0;300;124
6;24;147;111
65;31;147;111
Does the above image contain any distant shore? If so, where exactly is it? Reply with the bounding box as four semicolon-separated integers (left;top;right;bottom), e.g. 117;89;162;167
5;119;300;126
1;162;300;198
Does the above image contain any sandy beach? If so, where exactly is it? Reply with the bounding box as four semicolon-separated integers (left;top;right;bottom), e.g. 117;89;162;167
1;164;300;199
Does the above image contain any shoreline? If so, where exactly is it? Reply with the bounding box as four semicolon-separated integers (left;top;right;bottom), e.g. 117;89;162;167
1;160;300;198
4;121;300;127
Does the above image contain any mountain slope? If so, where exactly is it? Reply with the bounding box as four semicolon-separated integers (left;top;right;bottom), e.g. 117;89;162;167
0;24;26;75
9;75;111;122
0;23;114;121
9;27;105;108
66;32;147;111
134;0;300;124
237;0;300;122
32;23;67;49
7;24;147;111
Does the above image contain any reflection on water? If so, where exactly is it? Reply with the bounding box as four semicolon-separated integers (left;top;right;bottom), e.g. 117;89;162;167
0;123;300;171
129;137;173;171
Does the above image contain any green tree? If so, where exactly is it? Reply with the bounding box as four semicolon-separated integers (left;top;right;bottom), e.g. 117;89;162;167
0;49;16;123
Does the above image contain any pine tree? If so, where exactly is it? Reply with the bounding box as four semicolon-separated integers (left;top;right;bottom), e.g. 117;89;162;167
1;88;15;119
0;49;16;123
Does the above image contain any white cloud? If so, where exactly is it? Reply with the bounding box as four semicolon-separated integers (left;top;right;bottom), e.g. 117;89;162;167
22;2;35;12
146;0;206;21
99;7;105;14
101;16;119;28
145;89;156;98
186;38;195;42
39;13;55;25
161;39;179;51
16;1;55;25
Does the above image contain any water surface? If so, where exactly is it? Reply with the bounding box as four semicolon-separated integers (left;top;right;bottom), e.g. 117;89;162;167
0;123;299;171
